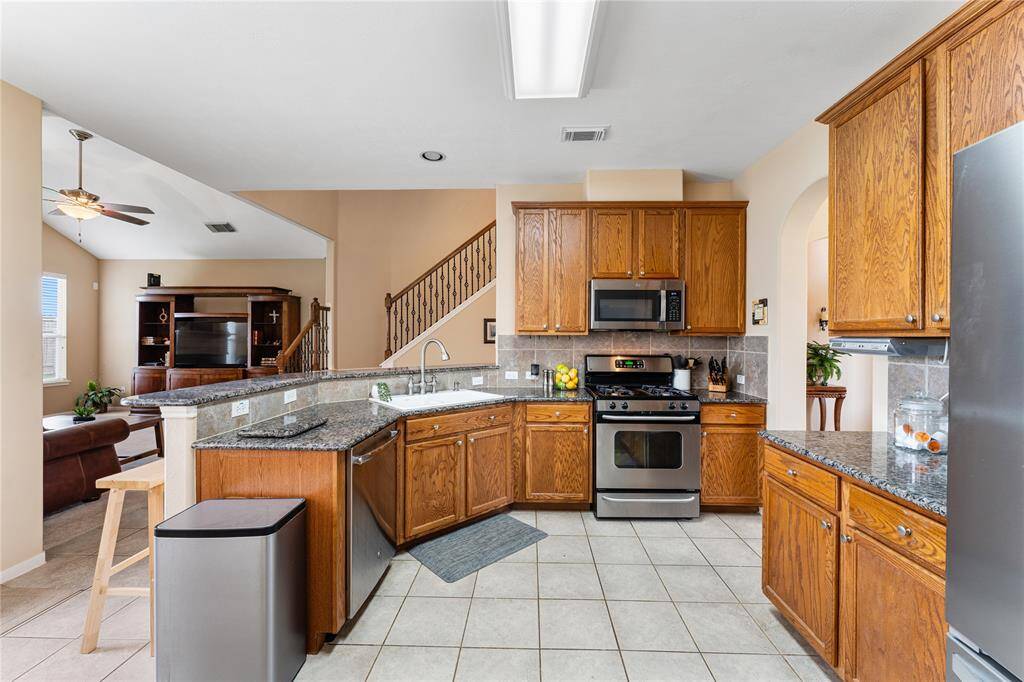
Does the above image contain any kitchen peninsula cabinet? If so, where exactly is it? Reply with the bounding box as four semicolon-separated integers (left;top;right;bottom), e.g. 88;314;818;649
515;207;588;334
819;2;1024;336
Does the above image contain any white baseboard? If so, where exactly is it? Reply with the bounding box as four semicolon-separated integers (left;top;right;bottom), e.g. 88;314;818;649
0;551;46;583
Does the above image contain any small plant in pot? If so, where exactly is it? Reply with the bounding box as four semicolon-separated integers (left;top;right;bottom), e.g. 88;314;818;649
807;341;849;386
72;402;97;423
80;380;121;413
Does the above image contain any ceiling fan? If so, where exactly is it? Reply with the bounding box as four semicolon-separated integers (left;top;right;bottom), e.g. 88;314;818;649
44;129;155;227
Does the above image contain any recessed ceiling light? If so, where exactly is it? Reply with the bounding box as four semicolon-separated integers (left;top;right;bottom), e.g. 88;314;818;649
420;151;445;162
497;0;604;100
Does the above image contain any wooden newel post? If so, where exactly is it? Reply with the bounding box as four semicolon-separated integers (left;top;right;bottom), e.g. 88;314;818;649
384;292;393;359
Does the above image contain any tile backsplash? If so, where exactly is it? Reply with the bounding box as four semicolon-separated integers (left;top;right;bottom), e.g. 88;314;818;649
887;354;950;411
496;333;769;398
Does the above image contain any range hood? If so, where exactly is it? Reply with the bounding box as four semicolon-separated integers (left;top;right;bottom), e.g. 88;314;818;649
829;337;949;357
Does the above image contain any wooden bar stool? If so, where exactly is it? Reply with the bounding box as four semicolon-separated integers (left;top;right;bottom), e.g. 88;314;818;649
806;385;847;431
81;461;165;655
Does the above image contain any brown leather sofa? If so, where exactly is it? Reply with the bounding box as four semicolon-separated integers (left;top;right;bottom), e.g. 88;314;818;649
43;419;127;514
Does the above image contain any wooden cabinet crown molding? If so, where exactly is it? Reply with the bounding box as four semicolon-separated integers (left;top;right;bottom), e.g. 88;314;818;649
816;0;1003;123
511;200;748;210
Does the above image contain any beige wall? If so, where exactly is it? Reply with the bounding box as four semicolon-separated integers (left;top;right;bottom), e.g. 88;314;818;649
101;259;326;394
1;81;44;575
683;181;735;201
237;190;338;241
585;170;684;201
387;286;496;368
42;224;100;413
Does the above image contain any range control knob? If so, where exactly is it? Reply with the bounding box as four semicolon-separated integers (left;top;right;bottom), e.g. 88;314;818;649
608;402;617;410
621;402;629;411
668;402;676;410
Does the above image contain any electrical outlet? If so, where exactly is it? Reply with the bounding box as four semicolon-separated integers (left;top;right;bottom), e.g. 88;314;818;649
505;370;519;380
284;389;297;404
471;376;484;386
231;399;250;417
736;374;745;385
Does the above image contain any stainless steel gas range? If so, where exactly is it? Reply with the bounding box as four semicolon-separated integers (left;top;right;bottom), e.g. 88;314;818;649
585;354;701;519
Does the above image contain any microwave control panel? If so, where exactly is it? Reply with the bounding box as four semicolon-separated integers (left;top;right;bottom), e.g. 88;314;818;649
666;290;682;322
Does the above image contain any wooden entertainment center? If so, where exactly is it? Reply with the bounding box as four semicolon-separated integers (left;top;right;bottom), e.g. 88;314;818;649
130;286;300;396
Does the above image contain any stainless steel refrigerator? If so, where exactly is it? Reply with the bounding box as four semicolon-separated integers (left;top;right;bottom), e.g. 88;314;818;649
948;120;1024;682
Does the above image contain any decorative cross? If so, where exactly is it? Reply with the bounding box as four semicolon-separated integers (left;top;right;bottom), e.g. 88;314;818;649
268;310;280;324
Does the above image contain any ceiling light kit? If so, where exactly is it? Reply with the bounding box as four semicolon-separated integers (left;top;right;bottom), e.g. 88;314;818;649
497;0;604;100
420;151;446;162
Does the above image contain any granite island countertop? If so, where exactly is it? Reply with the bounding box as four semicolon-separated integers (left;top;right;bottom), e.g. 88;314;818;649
759;431;947;517
194;387;592;452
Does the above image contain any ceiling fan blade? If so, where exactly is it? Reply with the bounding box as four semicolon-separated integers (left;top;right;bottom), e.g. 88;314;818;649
101;209;149;226
43;186;64;195
97;202;154;214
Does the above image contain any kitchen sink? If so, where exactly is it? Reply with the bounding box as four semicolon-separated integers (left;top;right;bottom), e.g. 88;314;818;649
369;389;506;412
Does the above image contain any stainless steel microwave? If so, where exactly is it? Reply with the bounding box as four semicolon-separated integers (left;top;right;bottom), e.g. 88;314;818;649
590;279;685;331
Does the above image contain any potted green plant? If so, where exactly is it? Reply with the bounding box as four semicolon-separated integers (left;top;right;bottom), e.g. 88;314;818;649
72;403;97;423
79;380;122;413
806;341;849;386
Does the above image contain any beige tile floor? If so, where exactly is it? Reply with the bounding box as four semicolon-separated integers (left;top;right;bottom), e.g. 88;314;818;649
3;502;840;681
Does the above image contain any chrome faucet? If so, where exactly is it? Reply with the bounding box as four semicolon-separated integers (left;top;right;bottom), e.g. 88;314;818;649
415;338;450;394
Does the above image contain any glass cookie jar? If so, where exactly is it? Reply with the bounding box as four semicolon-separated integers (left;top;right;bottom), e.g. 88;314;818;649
892;394;948;453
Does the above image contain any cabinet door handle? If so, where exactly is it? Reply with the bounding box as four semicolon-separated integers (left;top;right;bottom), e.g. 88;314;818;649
820;519;832;530
896;524;913;538
583;427;588;434
840;534;853;544
786;468;798;477
456;440;463;446
931;313;944;322
543;323;548;330
555;323;561;330
702;431;707;437
905;314;916;323
468;438;475;444
432;424;440;430
489;415;496;421
639;269;646;276
686;325;692;331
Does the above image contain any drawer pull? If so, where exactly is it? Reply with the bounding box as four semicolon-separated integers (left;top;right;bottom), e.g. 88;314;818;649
729;412;737;418
555;411;561;417
897;524;913;538
840;534;853;544
432;424;440;431
786;468;798;477
820;519;832;530
489;415;496;421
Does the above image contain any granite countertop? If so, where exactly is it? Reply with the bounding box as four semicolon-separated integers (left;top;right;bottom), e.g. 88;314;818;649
194;387;591;452
759;431;947;517
693;389;766;404
122;364;500;408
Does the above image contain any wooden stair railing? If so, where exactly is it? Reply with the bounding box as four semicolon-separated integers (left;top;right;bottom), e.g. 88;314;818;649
384;220;496;359
276;298;331;373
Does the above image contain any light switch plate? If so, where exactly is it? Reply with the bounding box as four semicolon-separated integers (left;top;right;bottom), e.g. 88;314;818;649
231;399;250;417
735;374;745;385
471;376;484;386
284;389;297;404
505;370;519;380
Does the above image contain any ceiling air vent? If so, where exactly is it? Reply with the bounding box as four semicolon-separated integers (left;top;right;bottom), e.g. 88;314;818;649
561;126;608;142
205;222;236;233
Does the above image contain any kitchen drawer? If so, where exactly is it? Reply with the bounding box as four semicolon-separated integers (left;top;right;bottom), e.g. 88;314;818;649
525;403;590;423
846;484;946;573
764;446;839;510
701;403;765;425
406;405;513;442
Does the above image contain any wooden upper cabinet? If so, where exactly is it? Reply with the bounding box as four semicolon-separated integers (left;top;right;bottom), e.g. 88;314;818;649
829;61;925;333
549;209;589;333
636;208;680;279
684;207;746;334
515;208;550;333
840;528;946;681
404;435;465;539
465;425;512;518
589;208;634;278
948;3;1024;153
763;477;839;665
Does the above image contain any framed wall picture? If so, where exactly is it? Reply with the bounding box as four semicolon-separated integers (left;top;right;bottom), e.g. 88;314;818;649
483;318;497;344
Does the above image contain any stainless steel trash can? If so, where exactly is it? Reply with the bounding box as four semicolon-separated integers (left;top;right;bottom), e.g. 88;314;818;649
155;498;306;682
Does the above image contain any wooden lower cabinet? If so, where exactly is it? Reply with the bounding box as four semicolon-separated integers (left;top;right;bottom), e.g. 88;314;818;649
465;425;513;517
404;435;465;538
166;368;243;390
523;423;591;502
701;426;762;506
840;528;947;681
130;367;167;395
763;476;839;664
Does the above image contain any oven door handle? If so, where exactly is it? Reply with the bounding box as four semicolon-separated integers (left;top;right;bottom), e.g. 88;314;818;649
600;494;698;504
600;415;697;422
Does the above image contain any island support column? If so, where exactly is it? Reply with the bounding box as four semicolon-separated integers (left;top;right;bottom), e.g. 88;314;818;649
159;406;199;516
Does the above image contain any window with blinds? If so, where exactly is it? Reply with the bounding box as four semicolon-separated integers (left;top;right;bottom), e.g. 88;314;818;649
42;273;68;384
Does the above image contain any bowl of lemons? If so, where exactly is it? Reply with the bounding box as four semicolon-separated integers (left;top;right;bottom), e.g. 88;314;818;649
553;363;579;391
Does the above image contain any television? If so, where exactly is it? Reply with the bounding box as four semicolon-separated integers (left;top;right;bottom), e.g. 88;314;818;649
174;317;248;368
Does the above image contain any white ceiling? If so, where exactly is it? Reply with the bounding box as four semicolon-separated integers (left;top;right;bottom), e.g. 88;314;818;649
5;1;959;191
40;113;327;259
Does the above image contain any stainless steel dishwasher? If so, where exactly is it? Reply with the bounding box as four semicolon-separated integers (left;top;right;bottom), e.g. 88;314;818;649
347;426;400;618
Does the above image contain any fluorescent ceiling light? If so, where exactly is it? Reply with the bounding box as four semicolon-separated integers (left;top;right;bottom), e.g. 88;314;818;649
499;0;602;99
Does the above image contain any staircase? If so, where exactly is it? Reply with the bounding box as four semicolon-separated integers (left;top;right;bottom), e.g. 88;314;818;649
276;298;331;372
384;220;497;360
